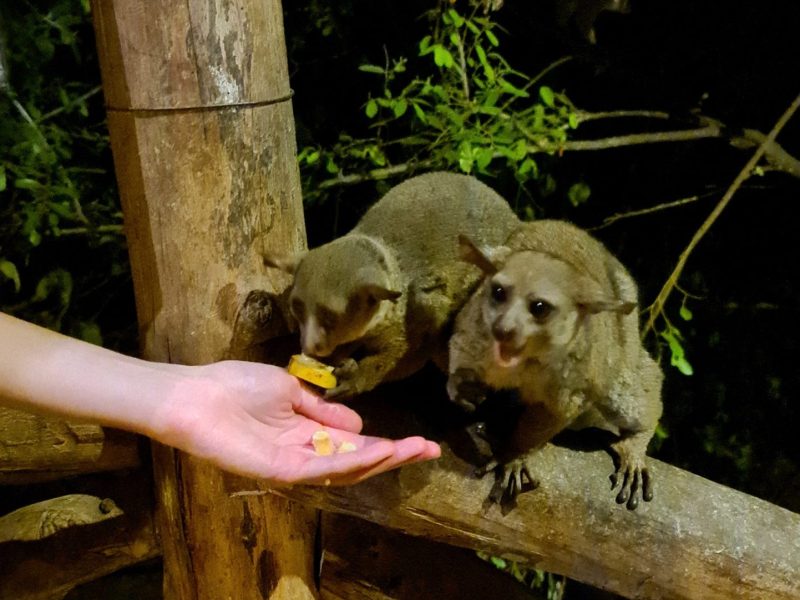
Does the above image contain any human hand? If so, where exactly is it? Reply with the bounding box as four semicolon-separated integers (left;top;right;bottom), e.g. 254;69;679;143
154;360;440;486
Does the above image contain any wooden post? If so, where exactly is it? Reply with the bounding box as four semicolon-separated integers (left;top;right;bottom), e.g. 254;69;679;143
90;2;317;598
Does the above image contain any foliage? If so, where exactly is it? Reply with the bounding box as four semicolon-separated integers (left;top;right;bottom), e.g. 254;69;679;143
0;0;128;346
476;551;566;599
297;6;581;211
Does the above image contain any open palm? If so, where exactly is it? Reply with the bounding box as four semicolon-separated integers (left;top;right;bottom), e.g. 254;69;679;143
158;360;440;486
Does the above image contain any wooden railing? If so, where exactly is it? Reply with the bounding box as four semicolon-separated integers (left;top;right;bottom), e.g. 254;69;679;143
3;403;799;599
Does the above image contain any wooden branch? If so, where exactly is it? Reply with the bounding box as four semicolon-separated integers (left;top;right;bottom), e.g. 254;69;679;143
315;107;800;191
256;442;800;600
554;124;721;151
591;192;715;230
0;494;123;543
318;161;436;189
0;407;141;484
0;471;160;600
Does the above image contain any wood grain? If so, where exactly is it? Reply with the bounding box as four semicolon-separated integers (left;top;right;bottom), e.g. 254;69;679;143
91;1;316;598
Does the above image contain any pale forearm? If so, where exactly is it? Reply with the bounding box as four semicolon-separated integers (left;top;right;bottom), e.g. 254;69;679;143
0;312;181;438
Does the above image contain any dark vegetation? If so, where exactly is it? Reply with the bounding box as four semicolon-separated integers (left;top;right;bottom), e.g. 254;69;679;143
1;0;799;596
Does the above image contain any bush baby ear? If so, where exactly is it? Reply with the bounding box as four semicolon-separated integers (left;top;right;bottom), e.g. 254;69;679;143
361;284;402;304
355;267;402;304
263;251;304;273
457;234;510;274
575;274;636;315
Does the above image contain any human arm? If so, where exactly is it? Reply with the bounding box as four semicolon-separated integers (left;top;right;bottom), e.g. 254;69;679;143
0;313;440;486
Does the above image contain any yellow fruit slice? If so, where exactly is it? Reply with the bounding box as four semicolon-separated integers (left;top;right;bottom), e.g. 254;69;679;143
311;430;334;456
287;354;337;389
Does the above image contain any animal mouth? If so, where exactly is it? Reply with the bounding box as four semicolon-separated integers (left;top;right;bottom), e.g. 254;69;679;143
493;341;524;368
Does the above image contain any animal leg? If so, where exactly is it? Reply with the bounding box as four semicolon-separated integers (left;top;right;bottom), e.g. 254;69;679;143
610;430;654;511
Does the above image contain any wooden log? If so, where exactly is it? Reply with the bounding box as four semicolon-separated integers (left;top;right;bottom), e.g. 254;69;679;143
260;443;800;600
0;471;160;600
236;383;800;600
0;407;141;484
90;1;317;598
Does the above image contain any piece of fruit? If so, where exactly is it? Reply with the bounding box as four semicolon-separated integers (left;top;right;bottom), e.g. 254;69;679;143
287;354;337;389
312;430;334;456
337;441;357;454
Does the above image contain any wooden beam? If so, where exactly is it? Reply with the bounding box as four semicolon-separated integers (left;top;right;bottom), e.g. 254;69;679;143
245;388;800;600
90;1;317;598
0;407;140;484
0;470;160;600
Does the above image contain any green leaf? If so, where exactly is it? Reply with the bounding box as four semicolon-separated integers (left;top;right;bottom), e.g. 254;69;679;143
32;270;73;310
433;46;455;68
365;99;378;118
392;98;408;118
475;44;495;82
485;29;499;47
412;102;428;123
539;86;555;108
680;304;693;321
0;259;21;292
662;328;694;376
14;178;41;190
673;355;694;376
519;158;538;178
490;556;507;569
0;166;6;192
458;143;474;173
358;64;385;75
419;35;433;55
325;156;339;175
448;9;465;27
449;32;461;47
498;78;529;98
475;147;493;171
568;112;579;129
305;150;320;165
76;321;103;346
567;182;591;207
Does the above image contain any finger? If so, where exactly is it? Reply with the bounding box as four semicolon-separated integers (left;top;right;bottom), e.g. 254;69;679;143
292;439;398;483
642;468;654;502
615;469;631;504
292;385;363;433
324;436;440;486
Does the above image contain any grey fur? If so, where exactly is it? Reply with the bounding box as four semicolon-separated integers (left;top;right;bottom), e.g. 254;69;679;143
265;172;520;399
448;219;663;510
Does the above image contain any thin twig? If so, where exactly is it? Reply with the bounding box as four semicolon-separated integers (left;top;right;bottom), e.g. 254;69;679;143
499;55;573;115
318;160;436;189
39;85;103;122
55;224;125;236
454;31;470;100
642;91;800;337
592;191;717;230
576;109;671;123
553;125;721;151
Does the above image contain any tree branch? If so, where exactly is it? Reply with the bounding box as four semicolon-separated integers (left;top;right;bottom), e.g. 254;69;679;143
315;108;800;190
591;192;714;230
317;160;437;189
643;91;800;337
